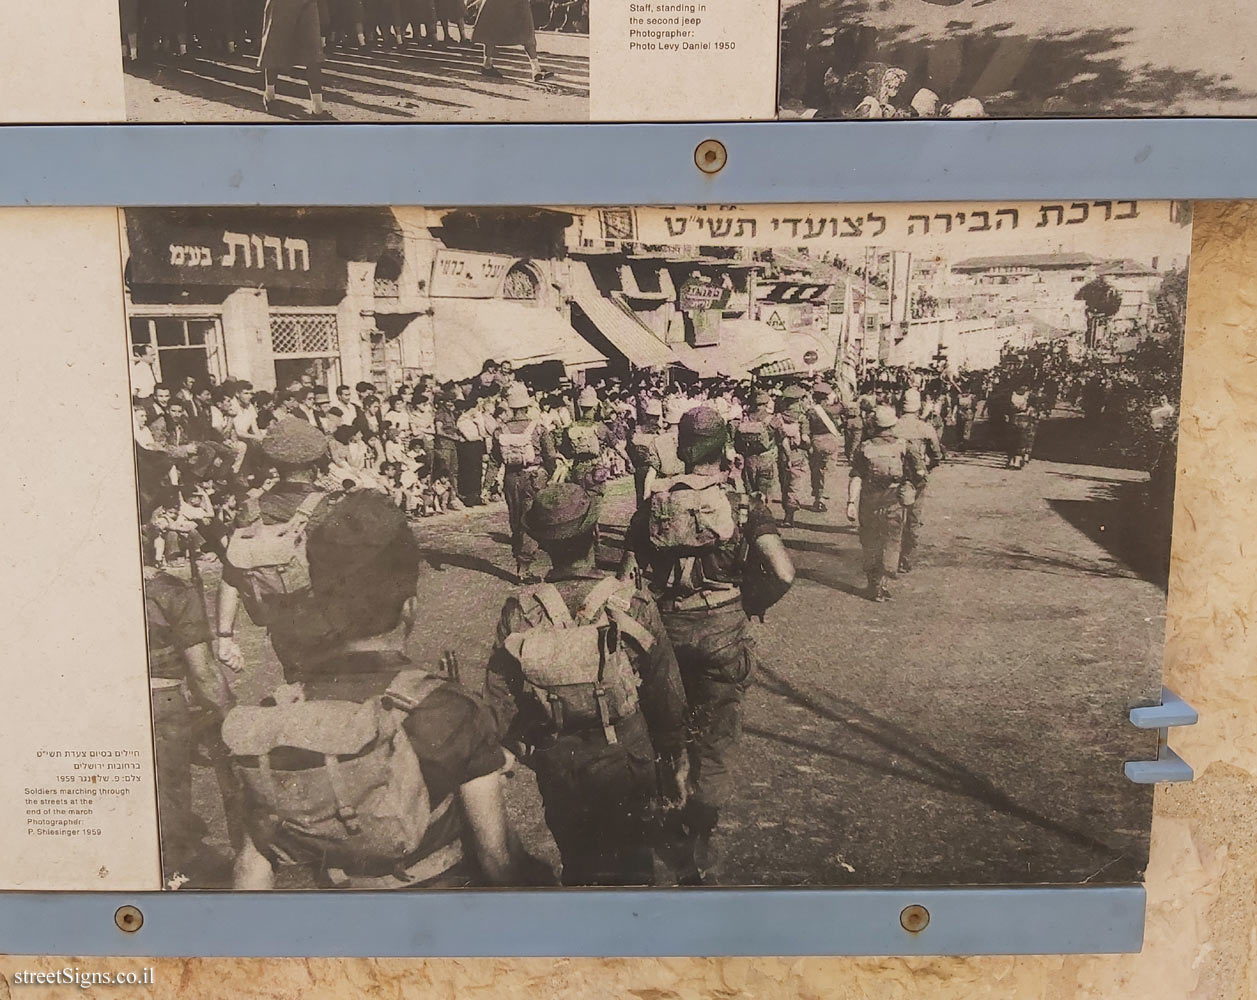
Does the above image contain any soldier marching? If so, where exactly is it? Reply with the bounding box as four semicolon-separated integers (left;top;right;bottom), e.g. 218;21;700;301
134;352;1088;888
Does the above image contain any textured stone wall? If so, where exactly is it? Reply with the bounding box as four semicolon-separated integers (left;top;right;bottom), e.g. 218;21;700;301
2;200;1253;1000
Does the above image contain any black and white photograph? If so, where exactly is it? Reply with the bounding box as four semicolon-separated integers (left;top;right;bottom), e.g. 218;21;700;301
779;0;1257;119
118;0;588;121
125;202;1191;890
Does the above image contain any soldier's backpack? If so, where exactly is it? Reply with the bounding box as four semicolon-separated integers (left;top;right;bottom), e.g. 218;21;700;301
221;671;458;887
859;437;907;485
504;579;653;745
646;474;745;597
777;415;803;448
734;417;774;456
648;474;737;553
566;422;602;458
225;492;325;626
627;430;661;471
811;403;842;439
497;421;539;467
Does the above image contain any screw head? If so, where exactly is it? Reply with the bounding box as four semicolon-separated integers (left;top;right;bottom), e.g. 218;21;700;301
900;904;930;933
114;905;143;934
695;139;728;175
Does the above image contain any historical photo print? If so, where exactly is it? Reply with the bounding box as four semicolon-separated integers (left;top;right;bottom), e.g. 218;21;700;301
118;0;588;121
779;0;1257;119
124;201;1191;890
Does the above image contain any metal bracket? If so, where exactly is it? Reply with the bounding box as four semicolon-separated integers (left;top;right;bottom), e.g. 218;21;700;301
1125;687;1198;784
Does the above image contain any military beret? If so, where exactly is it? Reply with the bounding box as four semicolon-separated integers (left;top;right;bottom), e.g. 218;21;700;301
525;484;601;542
873;405;899;429
677;405;728;464
261;417;329;465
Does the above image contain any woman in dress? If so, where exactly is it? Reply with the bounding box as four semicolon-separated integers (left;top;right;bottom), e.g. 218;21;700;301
474;0;552;81
258;0;329;115
436;0;468;44
158;0;189;56
119;0;142;62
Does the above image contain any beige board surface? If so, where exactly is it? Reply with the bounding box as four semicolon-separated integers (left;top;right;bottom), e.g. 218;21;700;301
0;207;159;890
590;0;777;120
0;200;1251;984
0;4;125;122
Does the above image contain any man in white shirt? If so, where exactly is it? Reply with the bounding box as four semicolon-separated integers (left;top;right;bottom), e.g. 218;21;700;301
407;393;435;435
288;388;320;427
131;344;159;400
231;382;264;445
384;396;412;435
336;384;363;427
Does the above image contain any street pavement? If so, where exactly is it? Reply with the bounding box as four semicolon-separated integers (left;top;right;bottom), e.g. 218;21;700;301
180;413;1163;887
124;30;589;122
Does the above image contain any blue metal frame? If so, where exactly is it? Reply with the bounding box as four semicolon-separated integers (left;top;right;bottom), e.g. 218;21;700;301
0;119;1256;206
0;119;1206;956
1126;688;1198;784
0;888;1145;957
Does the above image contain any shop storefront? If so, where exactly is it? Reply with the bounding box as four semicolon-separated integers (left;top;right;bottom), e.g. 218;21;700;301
123;209;401;393
424;246;605;386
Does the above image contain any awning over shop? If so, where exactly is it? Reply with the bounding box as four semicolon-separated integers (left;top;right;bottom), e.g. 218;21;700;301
431;299;605;382
568;262;677;369
670;319;836;379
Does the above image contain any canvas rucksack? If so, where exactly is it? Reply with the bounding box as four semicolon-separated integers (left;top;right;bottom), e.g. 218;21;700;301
777;415;803;448
734;417;774;456
221;670;460;888
628;430;661;470
566;422;602;458
504;579;653;745
646;475;747;598
810;403;842;439
648;474;737;553
860;437;907;485
497;421;539;467
225;492;325;626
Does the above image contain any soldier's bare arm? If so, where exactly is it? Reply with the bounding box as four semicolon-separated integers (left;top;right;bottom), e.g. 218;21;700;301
182;642;235;718
483;599;532;742
751;533;795;606
231;833;275;890
538;424;557;474
213;578;246;673
457;772;516;885
904;442;928;486
629;596;687;760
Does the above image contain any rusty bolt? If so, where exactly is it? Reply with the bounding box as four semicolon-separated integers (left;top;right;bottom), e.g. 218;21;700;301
900;904;930;933
695;139;728;175
114;905;144;934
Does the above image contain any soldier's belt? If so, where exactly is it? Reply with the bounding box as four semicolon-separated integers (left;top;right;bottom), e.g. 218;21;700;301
663;589;742;613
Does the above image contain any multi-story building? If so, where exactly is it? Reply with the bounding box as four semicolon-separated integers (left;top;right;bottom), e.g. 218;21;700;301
123;207;607;396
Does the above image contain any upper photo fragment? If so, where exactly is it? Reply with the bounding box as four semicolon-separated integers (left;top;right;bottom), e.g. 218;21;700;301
116;0;780;121
778;0;1257;119
120;0;591;120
